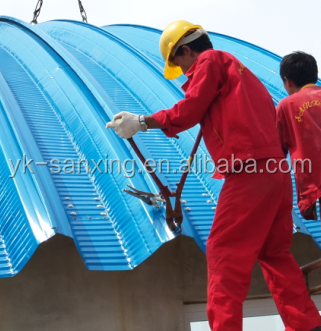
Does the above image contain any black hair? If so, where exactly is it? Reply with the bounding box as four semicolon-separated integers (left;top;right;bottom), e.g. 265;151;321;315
280;51;318;87
175;33;213;57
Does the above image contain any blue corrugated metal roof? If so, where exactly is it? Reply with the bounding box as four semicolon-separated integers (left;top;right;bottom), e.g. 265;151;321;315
0;16;319;277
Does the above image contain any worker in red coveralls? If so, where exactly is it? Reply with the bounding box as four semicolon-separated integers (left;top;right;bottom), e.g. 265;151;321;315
277;51;321;221
106;21;321;331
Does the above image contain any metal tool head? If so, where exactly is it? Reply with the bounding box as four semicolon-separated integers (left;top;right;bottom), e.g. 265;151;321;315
123;185;165;208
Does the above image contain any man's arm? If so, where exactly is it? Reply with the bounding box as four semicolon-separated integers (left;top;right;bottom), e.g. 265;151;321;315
276;104;289;156
106;57;223;138
151;58;223;137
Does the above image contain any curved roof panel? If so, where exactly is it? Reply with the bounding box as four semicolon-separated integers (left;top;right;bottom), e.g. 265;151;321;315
0;17;319;277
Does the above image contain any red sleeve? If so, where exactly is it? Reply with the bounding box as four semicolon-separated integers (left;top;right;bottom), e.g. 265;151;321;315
152;58;224;137
276;103;289;156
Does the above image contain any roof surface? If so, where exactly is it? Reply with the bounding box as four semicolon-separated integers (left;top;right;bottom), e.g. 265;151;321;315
0;16;320;277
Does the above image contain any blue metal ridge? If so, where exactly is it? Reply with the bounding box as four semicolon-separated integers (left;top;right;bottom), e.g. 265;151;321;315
36;20;166;268
35;20;200;242
33;20;194;209
0;145;38;277
37;20;221;251
53;20;183;99
49;23;219;191
0;17;320;278
0;68;71;238
23;20;173;254
54;21;218;189
53;20;213;172
0;74;48;276
0;16;166;274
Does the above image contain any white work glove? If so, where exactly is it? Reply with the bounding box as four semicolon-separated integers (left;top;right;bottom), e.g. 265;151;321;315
106;111;141;139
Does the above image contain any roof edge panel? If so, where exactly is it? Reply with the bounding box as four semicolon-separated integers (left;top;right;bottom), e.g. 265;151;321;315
0;67;73;238
0;17;173;267
0;71;56;241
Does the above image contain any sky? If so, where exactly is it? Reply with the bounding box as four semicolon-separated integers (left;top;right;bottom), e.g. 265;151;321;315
1;0;321;69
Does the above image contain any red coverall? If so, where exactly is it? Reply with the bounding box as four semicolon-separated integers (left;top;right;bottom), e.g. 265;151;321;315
153;49;321;331
276;85;321;219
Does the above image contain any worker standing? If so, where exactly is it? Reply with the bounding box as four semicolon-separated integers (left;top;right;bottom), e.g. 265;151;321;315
277;51;321;221
106;21;321;331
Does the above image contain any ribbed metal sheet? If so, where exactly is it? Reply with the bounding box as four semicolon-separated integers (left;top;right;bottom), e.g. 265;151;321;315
0;17;319;277
36;20;222;250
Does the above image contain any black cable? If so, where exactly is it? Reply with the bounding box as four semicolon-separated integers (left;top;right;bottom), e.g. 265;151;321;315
30;0;88;25
30;0;43;25
78;0;88;23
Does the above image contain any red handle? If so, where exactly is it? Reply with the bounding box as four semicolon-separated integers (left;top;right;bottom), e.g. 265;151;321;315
128;129;203;205
127;138;173;198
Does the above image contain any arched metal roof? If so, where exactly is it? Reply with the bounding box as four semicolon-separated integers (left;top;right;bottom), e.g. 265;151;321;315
0;16;319;277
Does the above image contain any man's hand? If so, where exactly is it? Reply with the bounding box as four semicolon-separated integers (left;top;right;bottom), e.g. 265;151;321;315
106;111;141;139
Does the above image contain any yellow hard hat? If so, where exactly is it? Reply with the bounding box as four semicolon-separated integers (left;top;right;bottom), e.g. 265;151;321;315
159;20;204;80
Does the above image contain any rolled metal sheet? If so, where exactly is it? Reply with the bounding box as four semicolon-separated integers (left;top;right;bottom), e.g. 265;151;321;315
0;17;319;277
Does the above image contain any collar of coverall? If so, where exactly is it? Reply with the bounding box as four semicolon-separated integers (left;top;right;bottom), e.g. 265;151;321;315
185;61;197;77
184;48;214;77
181;62;197;92
181;49;213;92
300;83;317;90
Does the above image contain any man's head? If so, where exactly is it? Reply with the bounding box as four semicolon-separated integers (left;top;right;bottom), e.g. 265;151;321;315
159;20;213;80
170;33;213;74
280;51;318;95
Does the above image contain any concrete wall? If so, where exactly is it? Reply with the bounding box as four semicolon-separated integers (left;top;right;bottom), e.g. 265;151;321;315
0;232;320;331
